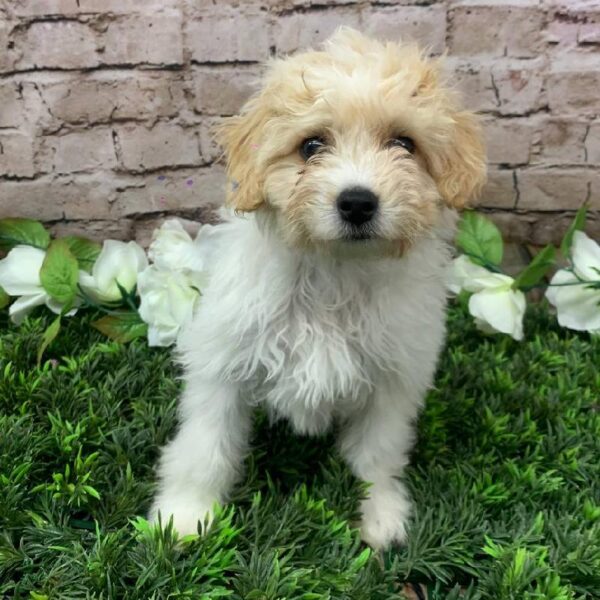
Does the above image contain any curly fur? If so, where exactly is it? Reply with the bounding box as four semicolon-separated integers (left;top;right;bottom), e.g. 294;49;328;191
150;28;486;549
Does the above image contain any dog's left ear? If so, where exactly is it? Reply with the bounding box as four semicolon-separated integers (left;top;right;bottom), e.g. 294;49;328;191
430;111;487;209
216;98;271;212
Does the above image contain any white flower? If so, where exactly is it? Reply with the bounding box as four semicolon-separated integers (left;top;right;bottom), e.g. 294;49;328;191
149;219;218;275
546;231;600;332
137;267;206;347
0;245;76;324
79;240;148;303
449;255;526;340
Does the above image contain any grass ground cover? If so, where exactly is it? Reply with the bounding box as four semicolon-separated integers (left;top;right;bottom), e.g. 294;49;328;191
0;304;599;599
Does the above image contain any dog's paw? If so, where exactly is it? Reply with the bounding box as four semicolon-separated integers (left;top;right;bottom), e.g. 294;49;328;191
149;491;218;537
358;482;411;550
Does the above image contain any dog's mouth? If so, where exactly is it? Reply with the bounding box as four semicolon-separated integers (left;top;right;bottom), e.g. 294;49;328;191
345;232;373;242
342;225;376;242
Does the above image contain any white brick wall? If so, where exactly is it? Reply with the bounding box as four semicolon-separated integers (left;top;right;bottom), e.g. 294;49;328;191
0;0;598;245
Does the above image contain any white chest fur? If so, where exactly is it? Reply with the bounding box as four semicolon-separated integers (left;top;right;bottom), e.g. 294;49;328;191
177;215;451;435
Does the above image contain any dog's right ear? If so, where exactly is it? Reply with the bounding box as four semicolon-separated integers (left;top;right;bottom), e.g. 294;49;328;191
216;97;271;213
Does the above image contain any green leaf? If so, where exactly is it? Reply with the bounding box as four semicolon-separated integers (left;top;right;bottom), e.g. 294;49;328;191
513;245;556;290
0;218;50;250
62;236;101;274
91;312;148;343
560;204;587;257
82;485;101;500
40;240;79;306
456;211;504;267
0;286;9;310
37;315;61;366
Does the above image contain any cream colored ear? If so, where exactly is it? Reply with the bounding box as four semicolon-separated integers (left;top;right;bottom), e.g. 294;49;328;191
432;111;487;209
215;99;270;212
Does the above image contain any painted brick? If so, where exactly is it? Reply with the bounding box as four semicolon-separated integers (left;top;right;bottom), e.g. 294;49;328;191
482;118;533;165
492;60;546;116
102;12;184;66
362;5;447;54
448;60;499;113
517;167;599;211
15;21;99;70
50;219;135;244
116;123;202;172
112;165;226;217
272;8;361;53
0;175;116;220
0;132;35;177
537;119;588;164
0;83;24;128
547;56;600;116
585;123;600;164
41;129;118;174
531;214;600;247
0;19;18;73
39;73;183;124
11;0;181;15
10;0;84;16
199;117;226;163
186;10;271;63
448;58;546;116
192;66;262;116
545;3;600;46
479;168;517;209
449;3;544;58
486;211;532;244
579;22;600;45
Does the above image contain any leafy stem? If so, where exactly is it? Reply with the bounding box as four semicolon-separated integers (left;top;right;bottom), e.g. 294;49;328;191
462;251;504;274
76;285;131;317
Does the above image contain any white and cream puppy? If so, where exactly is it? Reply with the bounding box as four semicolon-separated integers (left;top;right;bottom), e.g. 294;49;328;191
150;28;486;549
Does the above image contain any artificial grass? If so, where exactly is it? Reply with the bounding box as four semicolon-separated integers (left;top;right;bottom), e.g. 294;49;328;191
0;304;598;599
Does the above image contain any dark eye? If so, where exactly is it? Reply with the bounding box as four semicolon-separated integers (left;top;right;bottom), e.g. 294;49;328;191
388;136;416;154
300;137;325;160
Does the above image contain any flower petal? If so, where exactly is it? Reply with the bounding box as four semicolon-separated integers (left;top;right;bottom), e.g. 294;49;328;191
572;231;600;281
9;293;47;325
91;240;148;302
149;220;197;271
138;266;199;341
448;256;516;294
546;268;600;331
469;287;525;340
46;296;79;318
0;246;45;296
147;323;180;347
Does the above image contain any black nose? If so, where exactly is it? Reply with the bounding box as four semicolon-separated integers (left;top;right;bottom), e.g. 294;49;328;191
336;187;379;226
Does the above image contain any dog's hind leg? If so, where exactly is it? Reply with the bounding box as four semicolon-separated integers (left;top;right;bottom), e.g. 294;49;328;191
149;378;251;536
337;379;420;549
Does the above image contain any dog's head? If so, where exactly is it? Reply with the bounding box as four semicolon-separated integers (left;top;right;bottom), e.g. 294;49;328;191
217;28;486;256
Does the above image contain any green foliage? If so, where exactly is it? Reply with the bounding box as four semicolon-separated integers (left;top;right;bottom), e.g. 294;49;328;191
456;211;504;268
513;245;557;290
0;218;50;251
62;237;102;274
561;205;587;258
0;305;599;599
39;240;79;306
0;287;8;310
36;315;62;367
91;312;148;343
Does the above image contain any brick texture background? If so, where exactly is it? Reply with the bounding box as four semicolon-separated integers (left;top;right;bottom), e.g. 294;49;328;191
0;0;598;245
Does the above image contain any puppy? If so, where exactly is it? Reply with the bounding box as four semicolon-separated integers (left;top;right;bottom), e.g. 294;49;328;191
150;28;486;549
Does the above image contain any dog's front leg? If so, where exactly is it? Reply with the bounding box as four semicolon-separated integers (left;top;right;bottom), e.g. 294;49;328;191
150;378;251;536
338;381;420;549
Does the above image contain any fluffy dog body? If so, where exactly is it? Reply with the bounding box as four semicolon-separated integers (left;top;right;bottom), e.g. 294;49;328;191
151;29;486;549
